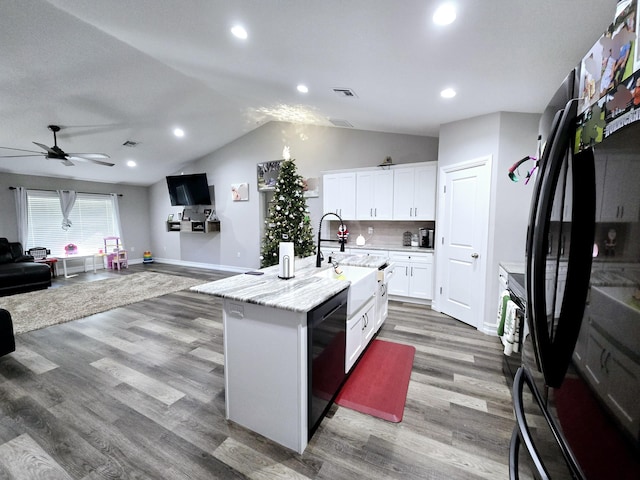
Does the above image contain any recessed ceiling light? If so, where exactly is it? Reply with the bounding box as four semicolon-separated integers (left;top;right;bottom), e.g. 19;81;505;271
126;160;137;167
297;84;309;93
440;88;456;99
433;3;456;25
173;127;185;138
231;25;248;39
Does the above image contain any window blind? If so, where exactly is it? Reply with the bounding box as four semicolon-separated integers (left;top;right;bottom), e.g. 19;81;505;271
26;190;120;256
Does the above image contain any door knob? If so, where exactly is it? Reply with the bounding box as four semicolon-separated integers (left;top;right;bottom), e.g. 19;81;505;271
471;253;479;259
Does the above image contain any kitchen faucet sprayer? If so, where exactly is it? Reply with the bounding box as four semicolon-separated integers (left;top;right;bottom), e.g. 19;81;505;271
316;212;345;267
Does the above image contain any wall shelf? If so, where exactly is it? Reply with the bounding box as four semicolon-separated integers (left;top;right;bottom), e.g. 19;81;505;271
166;220;220;233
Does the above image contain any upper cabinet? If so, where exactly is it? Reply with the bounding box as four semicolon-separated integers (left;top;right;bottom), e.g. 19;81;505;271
355;169;394;220
323;172;356;220
596;156;640;223
323;162;437;221
393;164;437;220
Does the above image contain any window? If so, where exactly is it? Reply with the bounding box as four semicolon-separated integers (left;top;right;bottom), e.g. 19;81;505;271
26;190;120;255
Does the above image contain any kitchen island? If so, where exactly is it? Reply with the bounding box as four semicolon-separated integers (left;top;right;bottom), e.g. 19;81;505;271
191;254;387;453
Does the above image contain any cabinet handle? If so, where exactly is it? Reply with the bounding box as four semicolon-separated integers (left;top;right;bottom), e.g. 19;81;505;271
370;208;373;217
409;207;412;217
621;205;624;218
414;207;417;217
374;208;377;217
405;266;408;276
599;349;606;370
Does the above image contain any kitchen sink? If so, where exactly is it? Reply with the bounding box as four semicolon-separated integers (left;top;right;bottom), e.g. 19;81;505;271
590;285;640;354
314;265;376;316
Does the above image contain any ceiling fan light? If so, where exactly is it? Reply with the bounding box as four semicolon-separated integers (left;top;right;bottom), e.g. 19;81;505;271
173;127;185;138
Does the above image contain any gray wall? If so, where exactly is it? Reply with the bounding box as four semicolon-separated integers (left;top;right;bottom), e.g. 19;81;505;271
150;121;438;270
437;111;540;332
0;172;151;260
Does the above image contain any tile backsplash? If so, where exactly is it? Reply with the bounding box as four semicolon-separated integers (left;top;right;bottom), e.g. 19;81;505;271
327;220;435;248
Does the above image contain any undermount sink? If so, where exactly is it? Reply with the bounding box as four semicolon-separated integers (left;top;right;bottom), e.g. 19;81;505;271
590;285;640;354
314;265;376;316
593;286;640;312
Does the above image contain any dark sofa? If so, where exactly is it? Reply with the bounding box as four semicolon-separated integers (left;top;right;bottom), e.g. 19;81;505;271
0;238;51;296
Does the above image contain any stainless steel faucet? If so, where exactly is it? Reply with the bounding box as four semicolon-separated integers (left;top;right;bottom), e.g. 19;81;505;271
315;212;346;267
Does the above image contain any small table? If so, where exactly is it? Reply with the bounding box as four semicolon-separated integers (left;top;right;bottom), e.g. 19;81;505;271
34;257;58;278
55;254;98;279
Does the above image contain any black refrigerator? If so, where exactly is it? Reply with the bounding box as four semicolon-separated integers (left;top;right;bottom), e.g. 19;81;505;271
510;1;640;478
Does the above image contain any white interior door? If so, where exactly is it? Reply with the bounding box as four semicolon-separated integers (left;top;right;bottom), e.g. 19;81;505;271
435;157;491;328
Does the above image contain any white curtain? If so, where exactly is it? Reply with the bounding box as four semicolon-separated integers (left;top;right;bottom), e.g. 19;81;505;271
14;187;28;246
57;190;77;231
110;193;123;243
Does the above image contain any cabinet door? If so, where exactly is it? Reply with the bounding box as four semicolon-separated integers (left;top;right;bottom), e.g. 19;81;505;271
387;261;410;296
373;170;394;220
584;324;608;393
355;171;375;220
413;164;437;220
362;300;376;344
323;173;356;219
599;157;640;222
408;263;433;300
346;314;363;373
605;346;640;435
392;168;415;220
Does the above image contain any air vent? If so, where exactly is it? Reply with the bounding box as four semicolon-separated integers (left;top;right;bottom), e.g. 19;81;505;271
329;119;354;128
122;140;139;147
332;88;358;98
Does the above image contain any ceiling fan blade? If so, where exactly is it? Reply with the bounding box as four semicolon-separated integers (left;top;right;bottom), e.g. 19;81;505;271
66;152;110;159
0;154;43;158
67;156;115;167
0;146;45;154
33;142;57;155
61;159;75;166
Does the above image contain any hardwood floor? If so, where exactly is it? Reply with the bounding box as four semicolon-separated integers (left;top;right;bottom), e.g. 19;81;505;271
0;263;514;479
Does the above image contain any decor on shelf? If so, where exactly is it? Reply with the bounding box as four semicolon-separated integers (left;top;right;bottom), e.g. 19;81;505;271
64;243;78;255
302;177;319;197
260;156;315;268
167;214;174;221
231;182;249;201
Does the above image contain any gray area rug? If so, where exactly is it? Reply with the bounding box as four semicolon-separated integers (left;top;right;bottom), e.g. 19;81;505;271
1;272;204;334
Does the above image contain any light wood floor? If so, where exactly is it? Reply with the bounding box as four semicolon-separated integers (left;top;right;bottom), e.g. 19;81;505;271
0;263;514;479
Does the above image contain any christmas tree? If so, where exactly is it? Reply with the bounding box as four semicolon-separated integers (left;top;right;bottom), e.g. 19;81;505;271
260;153;315;268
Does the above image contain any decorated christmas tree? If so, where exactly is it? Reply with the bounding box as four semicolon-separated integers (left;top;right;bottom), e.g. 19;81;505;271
260;149;315;267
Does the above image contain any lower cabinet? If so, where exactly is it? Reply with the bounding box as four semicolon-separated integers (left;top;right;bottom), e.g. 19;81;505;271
345;297;375;373
580;317;640;440
388;251;434;300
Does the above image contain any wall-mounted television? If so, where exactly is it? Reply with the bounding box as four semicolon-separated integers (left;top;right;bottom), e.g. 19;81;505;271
166;173;212;206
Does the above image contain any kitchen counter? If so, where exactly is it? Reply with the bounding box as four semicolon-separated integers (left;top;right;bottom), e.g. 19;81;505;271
191;254;387;312
348;244;434;253
192;252;385;454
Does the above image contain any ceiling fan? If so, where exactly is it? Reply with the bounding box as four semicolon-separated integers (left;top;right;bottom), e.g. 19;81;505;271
0;125;114;167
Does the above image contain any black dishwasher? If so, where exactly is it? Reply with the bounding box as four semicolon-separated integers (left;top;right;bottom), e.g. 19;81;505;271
307;289;348;439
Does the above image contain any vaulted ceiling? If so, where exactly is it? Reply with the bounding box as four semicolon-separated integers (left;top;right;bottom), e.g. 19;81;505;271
0;1;616;186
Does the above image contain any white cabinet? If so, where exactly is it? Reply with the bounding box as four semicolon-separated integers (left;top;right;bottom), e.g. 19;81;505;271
356;169;394;220
392;164;437;220
323;172;356;220
345;297;375;373
582;320;640;438
596;156;640;222
388;251;434;300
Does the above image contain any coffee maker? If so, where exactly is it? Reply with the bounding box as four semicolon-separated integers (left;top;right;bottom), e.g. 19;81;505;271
419;228;435;248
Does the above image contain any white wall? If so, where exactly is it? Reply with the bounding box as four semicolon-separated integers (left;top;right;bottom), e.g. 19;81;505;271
0;172;151;260
437;112;540;333
150;121;438;270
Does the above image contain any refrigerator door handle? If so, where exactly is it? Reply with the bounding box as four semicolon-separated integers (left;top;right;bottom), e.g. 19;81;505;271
527;98;596;387
511;367;585;480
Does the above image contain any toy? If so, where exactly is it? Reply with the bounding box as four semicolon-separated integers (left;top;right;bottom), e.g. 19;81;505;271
143;251;153;264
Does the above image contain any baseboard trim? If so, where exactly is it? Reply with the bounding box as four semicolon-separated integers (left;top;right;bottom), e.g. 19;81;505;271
152;257;247;274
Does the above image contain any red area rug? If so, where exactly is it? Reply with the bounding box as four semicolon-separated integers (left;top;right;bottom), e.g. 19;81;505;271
336;339;416;422
554;376;640;479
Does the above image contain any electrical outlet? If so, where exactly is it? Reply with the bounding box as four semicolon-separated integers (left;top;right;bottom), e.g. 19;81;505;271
130;246;135;252
368;227;374;235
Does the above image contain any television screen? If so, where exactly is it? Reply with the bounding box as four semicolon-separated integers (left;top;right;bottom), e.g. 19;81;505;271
166;173;212;206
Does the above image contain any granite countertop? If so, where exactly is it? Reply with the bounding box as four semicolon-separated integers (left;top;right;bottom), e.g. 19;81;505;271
191;254;387;313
